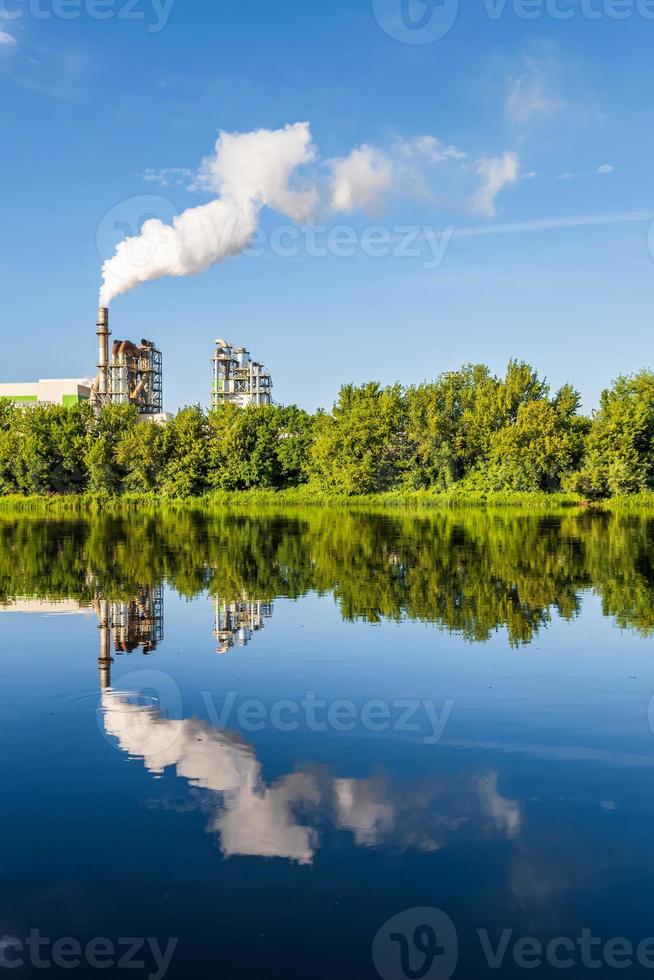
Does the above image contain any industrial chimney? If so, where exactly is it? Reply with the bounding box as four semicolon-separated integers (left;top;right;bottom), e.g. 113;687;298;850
96;307;110;399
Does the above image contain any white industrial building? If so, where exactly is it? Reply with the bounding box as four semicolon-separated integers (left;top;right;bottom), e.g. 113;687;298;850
211;339;273;409
0;378;93;407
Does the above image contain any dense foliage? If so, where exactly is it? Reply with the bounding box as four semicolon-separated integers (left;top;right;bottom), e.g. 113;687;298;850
0;362;652;498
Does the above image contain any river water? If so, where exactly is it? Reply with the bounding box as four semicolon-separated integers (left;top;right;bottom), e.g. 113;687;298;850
1;508;653;978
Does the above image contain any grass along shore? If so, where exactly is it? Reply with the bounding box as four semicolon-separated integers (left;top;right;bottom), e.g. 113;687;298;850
1;488;653;514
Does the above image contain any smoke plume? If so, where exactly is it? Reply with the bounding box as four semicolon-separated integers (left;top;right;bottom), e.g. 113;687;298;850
99;122;317;307
99;121;521;305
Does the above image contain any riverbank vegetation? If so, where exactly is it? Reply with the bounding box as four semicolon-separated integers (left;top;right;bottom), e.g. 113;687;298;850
1;361;653;501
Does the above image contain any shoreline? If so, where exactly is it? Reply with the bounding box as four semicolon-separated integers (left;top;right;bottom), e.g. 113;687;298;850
1;489;653;513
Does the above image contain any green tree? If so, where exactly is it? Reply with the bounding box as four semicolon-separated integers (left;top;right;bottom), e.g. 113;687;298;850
115;420;165;494
309;383;408;494
485;388;589;492
565;372;654;498
161;406;208;497
208;405;281;490
275;406;313;487
405;361;551;489
86;405;137;495
0;402;19;494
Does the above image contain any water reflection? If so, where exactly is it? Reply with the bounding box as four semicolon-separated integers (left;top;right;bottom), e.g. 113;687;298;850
0;588;165;689
96;588;164;688
1;508;653;643
101;690;522;864
213;595;273;654
2;507;654;977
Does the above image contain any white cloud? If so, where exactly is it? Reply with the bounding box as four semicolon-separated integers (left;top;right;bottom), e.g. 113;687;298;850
140;167;194;189
200;121;319;223
557;164;615;180
506;59;564;125
470;152;520;219
0;29;16;46
329;144;394;215
397;134;467;163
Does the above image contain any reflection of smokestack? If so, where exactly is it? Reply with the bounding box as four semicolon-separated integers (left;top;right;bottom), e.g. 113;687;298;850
98;599;112;691
96;307;110;399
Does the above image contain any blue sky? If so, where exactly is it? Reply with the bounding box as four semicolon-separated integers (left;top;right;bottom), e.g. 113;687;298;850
1;0;653;412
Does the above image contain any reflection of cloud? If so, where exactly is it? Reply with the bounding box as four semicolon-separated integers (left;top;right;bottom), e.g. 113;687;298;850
215;770;320;864
477;772;522;839
334;777;396;845
103;692;318;864
102;692;523;865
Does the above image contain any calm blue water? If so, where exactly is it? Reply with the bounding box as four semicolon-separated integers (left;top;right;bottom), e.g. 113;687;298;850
1;509;653;978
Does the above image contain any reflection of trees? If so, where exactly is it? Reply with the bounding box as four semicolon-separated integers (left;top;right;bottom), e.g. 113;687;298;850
1;508;653;644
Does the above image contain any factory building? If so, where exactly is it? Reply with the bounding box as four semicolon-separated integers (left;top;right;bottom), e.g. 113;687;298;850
91;307;163;417
1;307;281;419
211;339;273;410
0;378;93;406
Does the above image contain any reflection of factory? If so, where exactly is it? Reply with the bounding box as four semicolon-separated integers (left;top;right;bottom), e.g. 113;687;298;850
1;588;272;674
0;588;164;690
96;588;165;688
213;595;273;654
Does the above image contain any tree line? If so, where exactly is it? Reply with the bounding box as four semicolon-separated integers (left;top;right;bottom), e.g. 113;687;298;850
1;360;653;498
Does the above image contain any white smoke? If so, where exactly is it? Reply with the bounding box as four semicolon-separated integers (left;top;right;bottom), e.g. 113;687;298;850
99;122;318;307
99;121;520;305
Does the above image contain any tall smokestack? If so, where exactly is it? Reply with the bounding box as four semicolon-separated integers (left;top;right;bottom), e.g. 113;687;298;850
96;307;110;398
